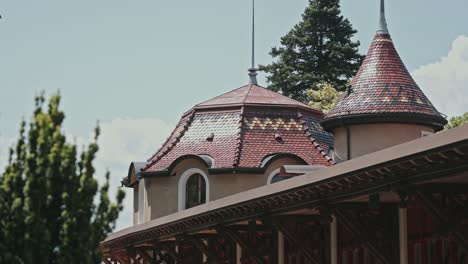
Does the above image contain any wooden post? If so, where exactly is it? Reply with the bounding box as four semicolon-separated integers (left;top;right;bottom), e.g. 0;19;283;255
236;243;242;264
278;231;285;264
331;215;338;264
175;245;179;264
202;239;208;263
399;207;408;264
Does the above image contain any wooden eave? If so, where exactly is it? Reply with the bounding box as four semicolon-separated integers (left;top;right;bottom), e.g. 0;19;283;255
101;125;468;251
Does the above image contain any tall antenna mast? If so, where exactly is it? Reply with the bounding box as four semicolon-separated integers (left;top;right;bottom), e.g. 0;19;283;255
248;0;258;84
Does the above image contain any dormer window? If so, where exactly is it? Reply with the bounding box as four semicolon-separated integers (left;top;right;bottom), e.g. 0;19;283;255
178;168;210;211
185;173;206;209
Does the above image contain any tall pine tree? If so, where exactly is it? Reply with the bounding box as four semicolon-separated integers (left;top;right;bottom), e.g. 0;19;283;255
260;0;363;103
0;93;125;264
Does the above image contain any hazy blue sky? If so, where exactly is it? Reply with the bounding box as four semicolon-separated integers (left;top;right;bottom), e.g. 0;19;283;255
1;0;467;229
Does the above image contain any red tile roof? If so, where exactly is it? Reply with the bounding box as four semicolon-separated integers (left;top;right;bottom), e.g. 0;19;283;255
195;84;321;114
143;85;333;172
322;33;447;131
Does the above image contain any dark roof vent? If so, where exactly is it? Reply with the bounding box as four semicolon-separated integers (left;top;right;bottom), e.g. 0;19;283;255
274;133;284;144
207;133;214;142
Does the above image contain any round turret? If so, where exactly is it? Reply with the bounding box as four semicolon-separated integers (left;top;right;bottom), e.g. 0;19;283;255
321;0;447;162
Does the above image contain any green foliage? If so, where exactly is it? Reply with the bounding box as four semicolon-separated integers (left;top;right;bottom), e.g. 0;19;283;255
307;82;342;112
260;0;363;103
446;113;468;129
0;93;125;264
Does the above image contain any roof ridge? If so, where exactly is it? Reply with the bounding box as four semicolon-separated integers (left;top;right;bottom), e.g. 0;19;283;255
233;107;246;167
143;111;196;171
196;84;250;107
253;85;323;111
242;84;254;104
298;110;335;165
146;115;187;162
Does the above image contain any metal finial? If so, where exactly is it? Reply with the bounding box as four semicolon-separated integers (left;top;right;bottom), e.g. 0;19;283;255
377;0;389;34
248;0;258;85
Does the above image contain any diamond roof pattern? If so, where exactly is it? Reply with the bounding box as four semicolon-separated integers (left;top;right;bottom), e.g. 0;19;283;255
146;112;241;171
143;89;333;172
323;33;447;131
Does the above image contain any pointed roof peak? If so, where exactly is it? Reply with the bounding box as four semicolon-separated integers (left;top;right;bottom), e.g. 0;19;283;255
322;3;447;132
377;0;389;34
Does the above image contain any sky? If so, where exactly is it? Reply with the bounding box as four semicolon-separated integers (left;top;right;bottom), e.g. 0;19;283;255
0;0;467;230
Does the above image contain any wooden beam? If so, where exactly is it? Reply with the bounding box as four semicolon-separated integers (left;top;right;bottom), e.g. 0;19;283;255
411;183;468;194
136;248;154;264
273;220;320;264
186;236;217;262
222;227;265;264
227;224;269;232
399;208;408;264
273;214;332;224
330;215;337;264
113;253;127;264
415;191;468;254
334;209;391;264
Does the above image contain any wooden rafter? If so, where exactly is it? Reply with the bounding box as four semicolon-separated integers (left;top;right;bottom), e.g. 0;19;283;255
222;227;265;264
136;248;154;264
334;209;391;264
158;244;181;262
273;219;320;264
410;183;468;194
415;191;468;254
186;236;217;262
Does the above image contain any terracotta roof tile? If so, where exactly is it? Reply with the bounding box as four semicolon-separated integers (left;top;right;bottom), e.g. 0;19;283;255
143;87;333;172
196;84;319;113
322;33;447;131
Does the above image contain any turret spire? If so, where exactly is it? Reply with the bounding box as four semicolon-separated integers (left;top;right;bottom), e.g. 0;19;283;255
248;0;258;84
377;0;389;34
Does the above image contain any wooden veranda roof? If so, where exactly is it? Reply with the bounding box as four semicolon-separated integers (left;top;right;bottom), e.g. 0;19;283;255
101;125;468;252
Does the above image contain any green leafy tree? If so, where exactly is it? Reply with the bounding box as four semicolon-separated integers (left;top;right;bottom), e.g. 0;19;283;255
446;113;468;129
307;82;342;112
260;0;363;103
0;93;125;264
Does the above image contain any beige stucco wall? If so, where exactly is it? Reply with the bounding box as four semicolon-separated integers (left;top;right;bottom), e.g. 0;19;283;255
333;123;434;162
133;186;138;225
135;156;307;222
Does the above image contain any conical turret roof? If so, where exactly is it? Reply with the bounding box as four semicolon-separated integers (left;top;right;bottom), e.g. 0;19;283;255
322;2;447;131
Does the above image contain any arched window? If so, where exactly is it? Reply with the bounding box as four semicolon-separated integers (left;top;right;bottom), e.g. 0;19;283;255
267;168;292;185
178;168;210;211
185;173;206;209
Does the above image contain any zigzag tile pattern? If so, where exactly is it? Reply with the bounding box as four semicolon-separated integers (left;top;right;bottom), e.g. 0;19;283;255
326;33;444;121
239;113;332;167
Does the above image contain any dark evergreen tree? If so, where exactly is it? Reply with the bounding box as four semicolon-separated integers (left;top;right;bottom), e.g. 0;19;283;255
260;0;363;102
0;93;125;264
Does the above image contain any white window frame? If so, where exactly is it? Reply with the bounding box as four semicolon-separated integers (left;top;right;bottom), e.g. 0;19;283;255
178;168;210;211
267;168;282;185
137;178;146;224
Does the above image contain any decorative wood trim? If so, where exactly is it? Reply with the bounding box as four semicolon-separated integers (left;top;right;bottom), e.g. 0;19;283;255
335;209;392;264
273;219;320;264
